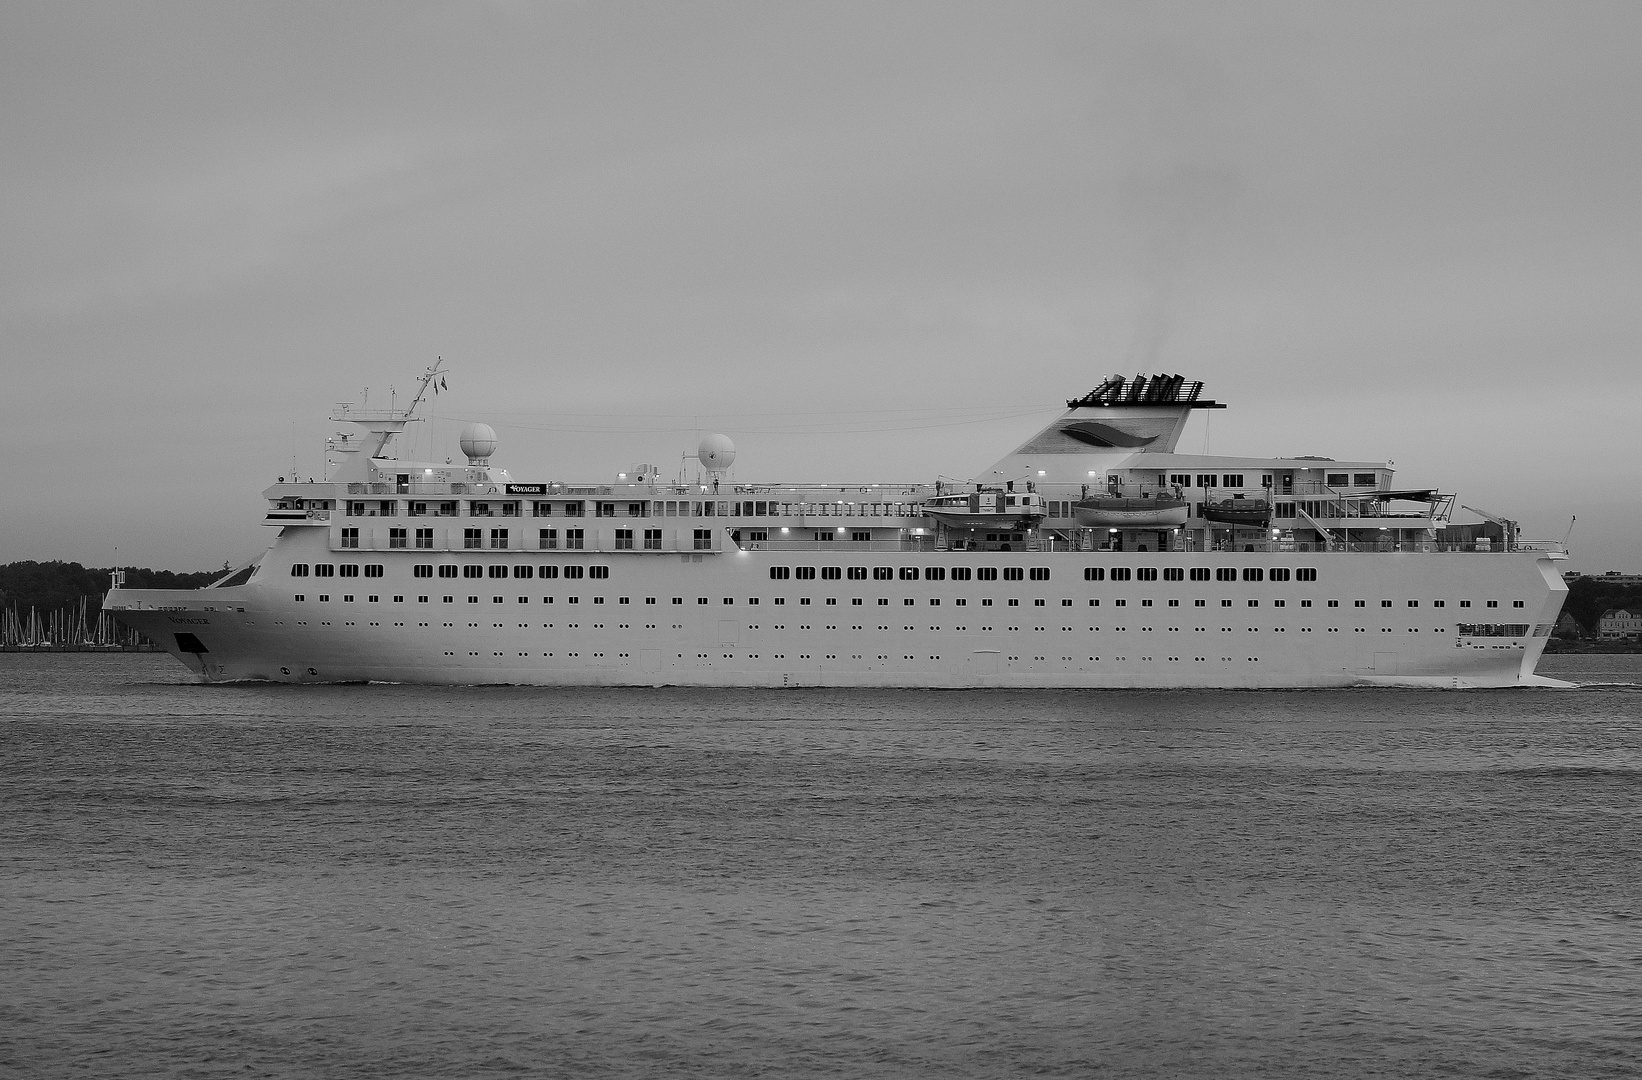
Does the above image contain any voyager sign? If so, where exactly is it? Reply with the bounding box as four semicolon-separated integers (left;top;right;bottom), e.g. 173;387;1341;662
505;483;547;495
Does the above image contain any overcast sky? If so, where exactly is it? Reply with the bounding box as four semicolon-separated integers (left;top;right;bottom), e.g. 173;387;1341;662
3;1;1638;572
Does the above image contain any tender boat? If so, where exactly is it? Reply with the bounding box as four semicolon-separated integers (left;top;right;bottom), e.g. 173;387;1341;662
1201;497;1271;527
922;488;1046;531
1074;495;1190;529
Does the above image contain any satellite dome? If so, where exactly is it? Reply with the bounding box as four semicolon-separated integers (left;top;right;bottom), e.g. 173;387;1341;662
459;422;498;464
698;433;736;472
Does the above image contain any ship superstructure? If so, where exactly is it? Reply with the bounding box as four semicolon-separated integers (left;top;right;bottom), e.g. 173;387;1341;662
107;369;1571;688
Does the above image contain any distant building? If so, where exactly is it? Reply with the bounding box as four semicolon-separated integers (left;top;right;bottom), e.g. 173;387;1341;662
1554;613;1584;639
1597;609;1642;641
1564;571;1642;585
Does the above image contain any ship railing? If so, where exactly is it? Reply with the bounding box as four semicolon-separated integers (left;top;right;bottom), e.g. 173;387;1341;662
737;539;941;552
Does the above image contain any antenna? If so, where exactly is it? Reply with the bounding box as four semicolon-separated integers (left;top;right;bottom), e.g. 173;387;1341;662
1562;515;1576;549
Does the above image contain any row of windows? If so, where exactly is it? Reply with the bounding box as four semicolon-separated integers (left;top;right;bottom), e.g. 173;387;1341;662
1085;567;1318;582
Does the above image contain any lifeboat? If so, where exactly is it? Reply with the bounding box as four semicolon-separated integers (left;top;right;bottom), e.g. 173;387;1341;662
922;489;1046;531
1074;496;1190;529
1202;497;1271;527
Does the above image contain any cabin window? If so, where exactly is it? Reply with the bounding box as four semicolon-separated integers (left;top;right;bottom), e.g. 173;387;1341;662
1084;568;1105;581
412;565;432;578
567;529;585;550
1196;475;1216;487
848;567;868;580
977;567;999;581
438;565;457;579
796;567;817;580
539;529;557;549
539;566;559;579
1327;473;1349;486
1296;568;1317;581
1353;474;1377;487
514;565;533;579
1222;475;1244;487
1269;568;1291;581
924;568;945;581
463;566;483;579
341;528;359;549
339;565;360;578
389;528;407;548
692;529;710;550
1163;568;1184;581
463;528;482;549
364;565;384;578
1109;567;1131;581
645;529;662;549
589;567;609;579
533;502;552;517
563;566;584;580
490;529;509;549
770;567;791;580
874;567;893;580
1243;568;1263;582
1003;568;1025;581
949;567;970;581
898;567;918;581
615;529;634;550
1190;568;1210;581
1216;568;1237;582
1136;568;1157;582
415;528;434;549
1029;568;1050;581
1170;474;1191;486
821;567;842;580
291;564;309;577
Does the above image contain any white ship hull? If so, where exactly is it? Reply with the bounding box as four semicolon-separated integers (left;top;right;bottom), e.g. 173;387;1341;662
108;538;1569;689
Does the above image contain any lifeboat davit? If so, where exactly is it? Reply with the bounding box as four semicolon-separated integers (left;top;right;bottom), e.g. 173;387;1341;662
1073;496;1190;529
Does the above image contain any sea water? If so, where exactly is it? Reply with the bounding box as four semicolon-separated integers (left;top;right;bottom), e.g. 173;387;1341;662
2;653;1639;1079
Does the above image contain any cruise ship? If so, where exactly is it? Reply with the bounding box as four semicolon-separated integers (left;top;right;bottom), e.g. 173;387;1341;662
107;367;1571;688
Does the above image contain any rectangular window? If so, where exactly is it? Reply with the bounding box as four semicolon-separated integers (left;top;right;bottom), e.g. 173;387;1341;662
290;564;310;577
770;567;790;580
364;565;384;578
1269;568;1290;581
822;567;842;580
924;567;945;580
1216;568;1237;582
1029;568;1050;581
1162;568;1183;581
415;528;434;549
848;567;869;580
873;567;893;580
1353;473;1377;487
490;528;509;549
1243;568;1263;581
693;529;711;550
1190;568;1210;581
413;565;433;578
341;527;359;549
564;502;584;517
1196;475;1216;488
898;567;918;581
563;566;584;580
1222;474;1244;488
644;529;662;550
1296;568;1317;582
1003;567;1025;581
339;564;360;578
389;528;407;548
463;565;483;579
589;566;609;579
514;565;534;579
566;529;584;550
437;565;458;579
314;564;335;577
463;528;482;549
1327;473;1349;486
539;529;557;549
539;566;559;579
615;529;634;550
1136;568;1157;581
797;567;818;580
977;567;998;581
1084;567;1106;581
533;501;552;517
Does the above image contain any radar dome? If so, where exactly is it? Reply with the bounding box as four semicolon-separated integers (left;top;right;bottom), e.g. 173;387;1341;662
698;433;736;472
459;422;498;464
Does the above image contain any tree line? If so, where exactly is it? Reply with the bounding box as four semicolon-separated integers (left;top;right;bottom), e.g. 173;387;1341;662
1;561;222;624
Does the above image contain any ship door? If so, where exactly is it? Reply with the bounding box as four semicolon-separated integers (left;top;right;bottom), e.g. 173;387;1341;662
969;493;981;515
972;650;1000;675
